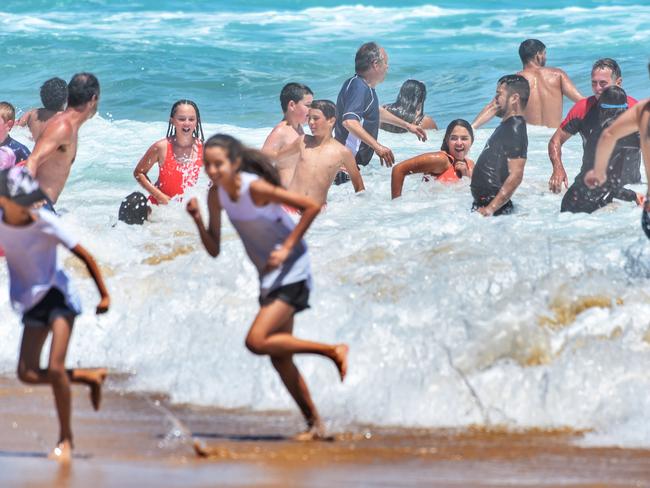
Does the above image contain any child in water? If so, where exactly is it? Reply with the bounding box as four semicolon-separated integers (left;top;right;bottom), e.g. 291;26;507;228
133;99;205;206
381;80;438;133
0;166;110;462
187;134;348;441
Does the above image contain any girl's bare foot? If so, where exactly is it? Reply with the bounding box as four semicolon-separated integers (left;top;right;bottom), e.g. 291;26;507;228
193;439;227;458
292;421;333;442
89;368;107;411
332;344;349;382
48;440;72;463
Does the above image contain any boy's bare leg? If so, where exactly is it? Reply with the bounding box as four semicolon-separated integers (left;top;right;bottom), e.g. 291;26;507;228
47;316;74;459
246;300;349;381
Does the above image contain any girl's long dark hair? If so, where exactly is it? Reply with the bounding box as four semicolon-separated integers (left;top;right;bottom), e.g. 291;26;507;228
381;79;427;133
166;99;205;142
440;119;474;154
204;134;281;187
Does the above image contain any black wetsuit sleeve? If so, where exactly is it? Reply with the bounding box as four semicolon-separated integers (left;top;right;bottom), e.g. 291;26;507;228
504;117;528;160
613;187;637;202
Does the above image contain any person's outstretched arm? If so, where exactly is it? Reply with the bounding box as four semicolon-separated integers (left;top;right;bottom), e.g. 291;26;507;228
391;152;450;199
70;244;110;314
378;106;427;142
472;100;498;129
560;70;584;103
133;142;170;204
584;103;642;188
340;148;365;194
187;186;221;257
342;118;395;167
250;180;320;271
547;128;572;193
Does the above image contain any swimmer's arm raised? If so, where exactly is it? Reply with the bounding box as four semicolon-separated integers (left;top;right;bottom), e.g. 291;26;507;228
584;104;641;189
390;152;449;199
559;70;584;103
342;118;394;167
472;100;497;130
70;244;110;314
547;128;572;193
25;121;71;175
133;143;169;204
16;109;34;128
187;187;221;257
480;157;525;216
341;148;365;194
379;106;427;141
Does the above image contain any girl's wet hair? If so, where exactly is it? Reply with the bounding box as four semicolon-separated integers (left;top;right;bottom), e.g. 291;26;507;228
381;80;427;134
598;85;628;128
166;99;205;142
440;119;474;153
204;134;281;187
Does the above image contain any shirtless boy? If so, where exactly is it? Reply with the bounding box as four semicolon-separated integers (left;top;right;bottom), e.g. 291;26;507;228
25;73;99;209
278;100;365;206
17;77;68;142
473;39;583;129
261;83;313;188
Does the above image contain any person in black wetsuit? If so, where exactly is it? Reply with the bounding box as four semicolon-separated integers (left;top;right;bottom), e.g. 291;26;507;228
561;85;641;213
471;74;529;216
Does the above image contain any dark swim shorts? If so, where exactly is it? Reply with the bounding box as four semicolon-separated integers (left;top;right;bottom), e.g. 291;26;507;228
260;280;310;314
22;288;78;327
471;198;514;216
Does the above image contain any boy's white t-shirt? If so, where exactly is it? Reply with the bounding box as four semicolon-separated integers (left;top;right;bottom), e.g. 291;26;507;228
0;208;82;315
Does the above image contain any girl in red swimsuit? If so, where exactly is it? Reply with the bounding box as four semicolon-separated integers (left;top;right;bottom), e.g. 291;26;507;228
390;119;475;199
133;100;205;205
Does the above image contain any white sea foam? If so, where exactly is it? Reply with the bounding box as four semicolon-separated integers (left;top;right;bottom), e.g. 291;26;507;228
1;117;649;448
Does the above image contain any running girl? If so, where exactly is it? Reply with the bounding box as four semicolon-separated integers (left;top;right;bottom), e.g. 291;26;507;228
0;166;110;462
133;99;205;205
391;119;475;198
186;134;348;440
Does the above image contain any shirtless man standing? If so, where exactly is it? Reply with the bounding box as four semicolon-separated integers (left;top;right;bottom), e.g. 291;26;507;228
25;73;99;209
261;83;313;188
585;63;650;235
472;39;583;129
278;100;365;206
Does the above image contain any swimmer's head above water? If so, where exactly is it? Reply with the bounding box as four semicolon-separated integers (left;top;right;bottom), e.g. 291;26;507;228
203;133;281;188
166;99;204;142
518;39;546;67
591;58;622;99
280;83;313;124
440;119;474;176
355;42;388;87
494;74;530;117
597;85;628;127
308;100;336;137
67;73;100;117
40;77;68;112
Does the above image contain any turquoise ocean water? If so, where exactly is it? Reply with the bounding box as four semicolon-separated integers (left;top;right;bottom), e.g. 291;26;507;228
1;1;650;449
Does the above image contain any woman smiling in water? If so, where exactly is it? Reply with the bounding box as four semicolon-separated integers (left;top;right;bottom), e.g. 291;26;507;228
133;99;205;205
391;119;475;199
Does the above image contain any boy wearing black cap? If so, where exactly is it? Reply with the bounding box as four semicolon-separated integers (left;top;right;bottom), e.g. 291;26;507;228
0;166;110;462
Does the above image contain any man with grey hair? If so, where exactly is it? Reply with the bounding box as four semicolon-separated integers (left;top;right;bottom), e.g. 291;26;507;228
334;42;426;178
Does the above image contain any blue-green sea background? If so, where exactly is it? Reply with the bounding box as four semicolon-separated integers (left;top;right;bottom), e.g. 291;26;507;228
2;1;650;448
1;1;648;126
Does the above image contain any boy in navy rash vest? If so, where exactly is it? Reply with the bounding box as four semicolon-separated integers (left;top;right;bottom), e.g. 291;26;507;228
561;86;641;213
0;102;31;168
471;75;529;216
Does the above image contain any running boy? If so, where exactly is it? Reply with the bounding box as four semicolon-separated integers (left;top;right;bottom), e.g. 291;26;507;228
279;100;365;206
0;166;110;462
261;83;314;188
187;134;347;441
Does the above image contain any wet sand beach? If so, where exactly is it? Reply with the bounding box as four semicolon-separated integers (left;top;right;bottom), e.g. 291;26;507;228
1;377;649;487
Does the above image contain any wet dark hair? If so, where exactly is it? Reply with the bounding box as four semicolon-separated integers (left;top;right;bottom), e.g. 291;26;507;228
166;99;205;142
498;74;530;109
592;58;621;80
598;85;628;127
518;39;546;65
204;134;281;187
309;99;336;119
355;42;384;74
440;119;474;153
40;77;67;111
67;72;100;108
381;80;427;134
280;83;313;113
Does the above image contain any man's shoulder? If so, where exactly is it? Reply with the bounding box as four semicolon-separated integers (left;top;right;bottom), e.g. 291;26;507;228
341;75;369;93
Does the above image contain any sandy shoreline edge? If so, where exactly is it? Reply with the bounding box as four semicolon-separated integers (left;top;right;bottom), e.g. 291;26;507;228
1;376;649;487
